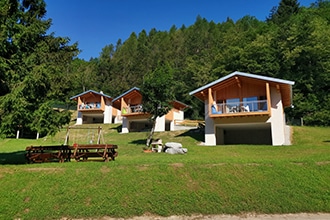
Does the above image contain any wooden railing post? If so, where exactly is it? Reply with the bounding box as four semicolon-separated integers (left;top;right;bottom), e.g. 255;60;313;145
266;83;271;116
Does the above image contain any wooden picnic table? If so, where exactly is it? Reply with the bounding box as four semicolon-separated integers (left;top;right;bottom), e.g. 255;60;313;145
72;144;118;162
25;144;118;163
25;145;71;163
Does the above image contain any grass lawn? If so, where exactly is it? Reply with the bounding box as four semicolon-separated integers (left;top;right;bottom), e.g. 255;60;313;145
0;125;329;219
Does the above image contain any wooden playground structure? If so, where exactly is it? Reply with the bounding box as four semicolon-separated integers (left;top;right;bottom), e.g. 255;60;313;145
25;126;118;163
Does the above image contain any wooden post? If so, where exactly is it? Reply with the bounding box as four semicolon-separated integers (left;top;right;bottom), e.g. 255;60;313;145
97;126;101;144
208;88;213;115
266;83;271;116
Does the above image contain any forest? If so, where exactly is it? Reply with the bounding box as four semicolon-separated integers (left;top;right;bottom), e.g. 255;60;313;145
0;0;329;138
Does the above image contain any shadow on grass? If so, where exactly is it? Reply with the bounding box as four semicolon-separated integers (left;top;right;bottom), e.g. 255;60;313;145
175;128;204;143
108;125;122;133
0;151;27;165
323;140;330;143
130;139;146;145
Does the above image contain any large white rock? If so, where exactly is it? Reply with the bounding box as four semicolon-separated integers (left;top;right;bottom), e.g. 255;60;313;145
164;142;187;154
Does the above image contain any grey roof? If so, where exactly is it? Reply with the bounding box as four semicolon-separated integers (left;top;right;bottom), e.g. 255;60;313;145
112;87;140;103
173;100;191;109
70;90;112;100
189;71;295;96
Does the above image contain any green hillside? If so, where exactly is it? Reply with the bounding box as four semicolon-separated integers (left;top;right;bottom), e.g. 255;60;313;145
0;125;329;219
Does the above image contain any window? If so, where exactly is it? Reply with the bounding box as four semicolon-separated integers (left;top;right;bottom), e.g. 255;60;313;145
243;96;258;112
226;98;240;113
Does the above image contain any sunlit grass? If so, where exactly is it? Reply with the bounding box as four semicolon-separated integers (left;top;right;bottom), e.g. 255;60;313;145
0;125;329;219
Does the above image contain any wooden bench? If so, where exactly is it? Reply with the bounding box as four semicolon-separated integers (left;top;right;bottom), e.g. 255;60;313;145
25;145;71;163
72;144;118;162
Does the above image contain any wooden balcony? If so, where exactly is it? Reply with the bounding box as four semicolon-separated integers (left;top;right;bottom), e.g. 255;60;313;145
78;102;103;112
121;104;147;116
210;100;270;118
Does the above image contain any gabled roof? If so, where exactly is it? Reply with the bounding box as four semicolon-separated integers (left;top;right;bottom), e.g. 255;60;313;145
189;71;294;96
189;71;295;107
112;87;140;103
70;90;112;100
112;87;190;110
171;100;191;110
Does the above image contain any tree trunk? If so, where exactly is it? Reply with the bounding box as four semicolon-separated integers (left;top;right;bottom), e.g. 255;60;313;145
146;119;156;147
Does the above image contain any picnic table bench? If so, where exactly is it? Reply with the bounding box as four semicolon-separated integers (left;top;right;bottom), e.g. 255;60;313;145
25;144;118;163
25;145;71;163
72;144;118;162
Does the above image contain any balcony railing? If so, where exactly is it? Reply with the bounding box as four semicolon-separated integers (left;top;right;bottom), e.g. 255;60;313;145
79;102;101;110
212;100;268;115
122;104;143;114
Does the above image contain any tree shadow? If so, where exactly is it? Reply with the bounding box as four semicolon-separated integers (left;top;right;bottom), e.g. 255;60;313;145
0;151;27;165
130;139;146;145
323;140;330;143
175;128;204;143
109;125;122;133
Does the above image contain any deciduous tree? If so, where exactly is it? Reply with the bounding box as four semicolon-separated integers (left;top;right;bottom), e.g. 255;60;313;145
140;64;175;147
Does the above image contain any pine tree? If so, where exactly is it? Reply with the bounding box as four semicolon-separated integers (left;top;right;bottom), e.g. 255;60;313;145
268;0;300;24
0;0;78;137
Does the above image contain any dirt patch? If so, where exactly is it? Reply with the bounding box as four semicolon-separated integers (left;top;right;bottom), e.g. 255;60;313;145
100;166;111;173
203;163;226;167
170;163;184;168
25;167;65;173
0;168;14;179
60;213;330;220
316;161;330;166
137;164;150;171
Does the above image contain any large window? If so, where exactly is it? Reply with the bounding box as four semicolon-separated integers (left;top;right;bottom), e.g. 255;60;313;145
243;96;258;112
226;98;240;113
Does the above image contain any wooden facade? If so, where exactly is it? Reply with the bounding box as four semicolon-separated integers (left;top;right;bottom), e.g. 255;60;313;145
190;71;295;146
70;90;115;124
112;87;189;133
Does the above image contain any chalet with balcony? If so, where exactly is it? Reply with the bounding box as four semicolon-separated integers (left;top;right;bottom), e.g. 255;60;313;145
189;71;295;146
70;90;121;125
112;87;189;133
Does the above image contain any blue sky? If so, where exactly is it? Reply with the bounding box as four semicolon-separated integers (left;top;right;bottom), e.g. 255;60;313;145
45;0;315;60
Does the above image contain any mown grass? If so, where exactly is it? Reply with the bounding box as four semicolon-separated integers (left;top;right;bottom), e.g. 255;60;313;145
0;125;329;219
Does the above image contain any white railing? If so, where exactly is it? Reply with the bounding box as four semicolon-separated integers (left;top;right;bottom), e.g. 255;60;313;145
212;100;268;114
123;104;143;114
79;102;101;110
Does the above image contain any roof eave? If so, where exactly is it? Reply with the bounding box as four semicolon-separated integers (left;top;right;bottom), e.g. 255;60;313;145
189;71;295;96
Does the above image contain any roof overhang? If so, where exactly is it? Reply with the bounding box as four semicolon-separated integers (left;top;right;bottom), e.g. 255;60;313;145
189;71;295;107
70;90;112;101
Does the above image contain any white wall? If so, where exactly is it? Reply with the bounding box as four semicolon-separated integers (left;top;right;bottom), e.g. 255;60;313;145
267;87;286;146
174;110;184;120
204;100;216;145
170;110;184;131
113;109;122;124
103;103;112;124
155;115;165;132
121;117;129;133
76;112;83;125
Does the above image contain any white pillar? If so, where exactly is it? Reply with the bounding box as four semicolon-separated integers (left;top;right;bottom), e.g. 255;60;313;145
269;87;285;146
155;116;165;132
204;100;216;145
170;120;175;131
103;104;112;124
121;117;129;133
114;109;122;124
76;112;83;125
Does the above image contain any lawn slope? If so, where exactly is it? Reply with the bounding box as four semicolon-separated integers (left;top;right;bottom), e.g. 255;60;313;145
0;125;329;219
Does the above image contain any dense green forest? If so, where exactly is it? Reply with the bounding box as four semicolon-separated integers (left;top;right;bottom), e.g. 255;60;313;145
1;0;329;138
